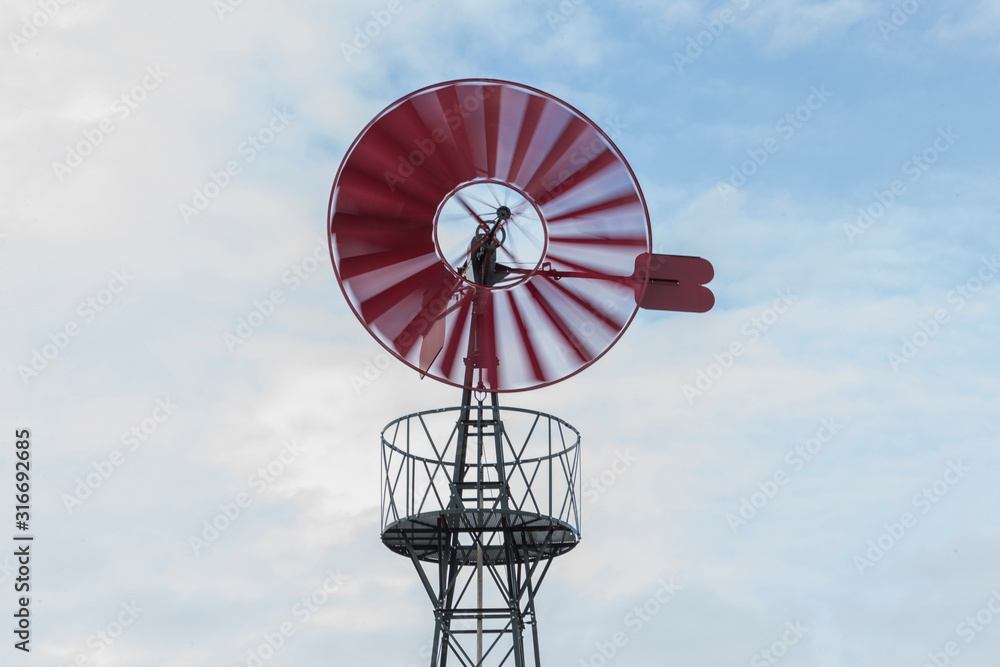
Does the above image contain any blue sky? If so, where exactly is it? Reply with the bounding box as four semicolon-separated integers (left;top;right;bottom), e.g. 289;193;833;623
2;0;999;665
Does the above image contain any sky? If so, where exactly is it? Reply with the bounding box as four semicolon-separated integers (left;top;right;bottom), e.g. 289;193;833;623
1;0;999;666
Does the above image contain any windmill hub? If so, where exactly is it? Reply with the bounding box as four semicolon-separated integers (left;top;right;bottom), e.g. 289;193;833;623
433;180;547;290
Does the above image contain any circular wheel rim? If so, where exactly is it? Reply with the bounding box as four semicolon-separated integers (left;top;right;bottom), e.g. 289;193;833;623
328;79;652;392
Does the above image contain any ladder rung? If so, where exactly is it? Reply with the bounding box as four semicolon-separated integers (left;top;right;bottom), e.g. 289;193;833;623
455;481;504;489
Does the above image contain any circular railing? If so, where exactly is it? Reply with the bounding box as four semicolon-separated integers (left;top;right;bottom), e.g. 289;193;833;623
380;405;581;563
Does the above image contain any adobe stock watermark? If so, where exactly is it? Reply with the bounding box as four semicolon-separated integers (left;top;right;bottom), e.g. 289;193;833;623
535;115;628;208
8;0;75;54
545;277;635;367
401;620;478;667
350;350;394;394
214;0;246;21
340;0;405;61
55;601;143;667
716;85;833;201
853;459;969;575
382;86;495;193
727;417;843;534
0;556;16;586
750;621;809;667
843;127;959;243
578;577;681;667
223;237;327;352
582;448;639;505
61;398;179;513
888;255;998;372
51;65;168;182
178;106;295;223
232;568;350;667
673;0;758;74
188;439;306;555
918;589;1000;667
17;268;135;385
878;0;928;39
683;289;798;403
546;0;588;30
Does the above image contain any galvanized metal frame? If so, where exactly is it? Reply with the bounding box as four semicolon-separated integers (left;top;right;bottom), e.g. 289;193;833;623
381;394;581;666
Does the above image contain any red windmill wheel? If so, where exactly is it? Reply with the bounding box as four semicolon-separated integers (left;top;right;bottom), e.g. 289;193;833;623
328;79;713;392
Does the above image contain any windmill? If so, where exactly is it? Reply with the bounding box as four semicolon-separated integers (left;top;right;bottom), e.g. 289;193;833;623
327;79;714;667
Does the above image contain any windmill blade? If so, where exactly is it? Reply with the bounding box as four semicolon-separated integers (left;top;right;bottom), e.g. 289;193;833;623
419;314;447;376
392;274;465;359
